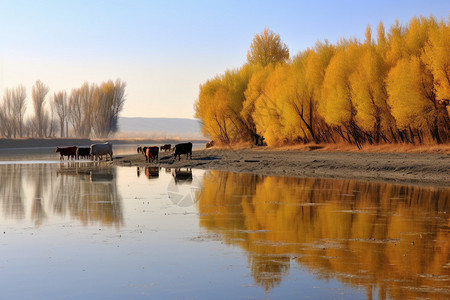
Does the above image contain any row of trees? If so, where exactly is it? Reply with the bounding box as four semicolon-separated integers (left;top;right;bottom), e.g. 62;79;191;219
195;16;450;147
0;79;126;138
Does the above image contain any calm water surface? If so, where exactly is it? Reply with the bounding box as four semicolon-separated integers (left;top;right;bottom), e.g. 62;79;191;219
0;157;448;299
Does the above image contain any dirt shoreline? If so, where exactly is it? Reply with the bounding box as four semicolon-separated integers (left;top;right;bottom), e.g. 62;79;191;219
0;138;448;187
113;148;449;187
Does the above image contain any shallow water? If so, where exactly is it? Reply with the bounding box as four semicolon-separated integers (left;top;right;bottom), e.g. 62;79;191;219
0;160;448;299
0;142;205;161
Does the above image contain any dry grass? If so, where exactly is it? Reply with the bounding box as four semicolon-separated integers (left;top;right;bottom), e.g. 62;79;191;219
210;142;450;154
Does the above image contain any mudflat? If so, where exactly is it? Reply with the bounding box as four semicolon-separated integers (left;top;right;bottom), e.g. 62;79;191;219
114;148;450;187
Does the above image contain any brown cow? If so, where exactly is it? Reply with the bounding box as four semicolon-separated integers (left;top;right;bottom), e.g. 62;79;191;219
160;144;171;152
145;146;159;163
205;140;215;148
139;146;148;156
56;146;78;160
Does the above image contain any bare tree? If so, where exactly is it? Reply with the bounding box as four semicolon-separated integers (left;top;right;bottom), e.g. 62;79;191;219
12;85;27;137
0;89;15;138
69;88;82;137
91;83;111;137
0;78;125;139
111;79;126;133
32;80;49;137
52;91;69;137
79;82;93;137
91;79;127;138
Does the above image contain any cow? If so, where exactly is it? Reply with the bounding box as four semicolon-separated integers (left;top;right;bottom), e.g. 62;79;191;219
173;142;192;160
76;147;91;159
90;142;113;161
160;144;171;152
138;146;148;157
56;146;77;160
145;146;159;163
205;140;215;149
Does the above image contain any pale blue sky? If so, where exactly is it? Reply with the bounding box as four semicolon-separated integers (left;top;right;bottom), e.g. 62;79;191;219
0;0;449;118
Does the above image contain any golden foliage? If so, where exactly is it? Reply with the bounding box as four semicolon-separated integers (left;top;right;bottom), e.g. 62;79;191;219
195;68;252;144
247;28;289;66
197;18;450;147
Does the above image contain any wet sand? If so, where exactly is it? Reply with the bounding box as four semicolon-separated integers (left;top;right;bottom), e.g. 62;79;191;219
114;148;450;187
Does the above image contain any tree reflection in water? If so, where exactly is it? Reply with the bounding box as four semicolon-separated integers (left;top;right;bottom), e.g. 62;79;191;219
54;162;123;228
0;162;123;228
0;164;25;220
197;171;449;299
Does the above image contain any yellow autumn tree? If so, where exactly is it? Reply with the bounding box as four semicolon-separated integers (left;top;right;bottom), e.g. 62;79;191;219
386;16;449;143
350;25;395;143
195;67;252;144
252;64;286;146
195;76;231;143
423;18;450;105
386;56;439;142
196;17;450;147
385;20;407;67
404;16;437;57
247;28;289;67
321;40;364;146
279;51;317;143
304;41;336;143
241;64;274;145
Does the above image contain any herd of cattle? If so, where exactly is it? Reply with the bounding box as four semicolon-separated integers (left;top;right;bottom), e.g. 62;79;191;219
137;142;192;162
55;141;193;162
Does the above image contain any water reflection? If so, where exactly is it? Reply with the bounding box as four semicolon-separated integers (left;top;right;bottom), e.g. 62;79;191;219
0;164;25;220
168;168;200;207
172;168;193;184
197;171;450;299
54;163;123;227
0;163;123;228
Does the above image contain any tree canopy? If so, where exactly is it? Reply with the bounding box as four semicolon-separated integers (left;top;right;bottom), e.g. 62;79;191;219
247;28;289;66
196;17;450;147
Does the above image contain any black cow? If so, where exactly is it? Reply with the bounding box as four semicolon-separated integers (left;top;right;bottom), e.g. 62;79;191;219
76;147;91;159
56;146;77;160
173;142;192;160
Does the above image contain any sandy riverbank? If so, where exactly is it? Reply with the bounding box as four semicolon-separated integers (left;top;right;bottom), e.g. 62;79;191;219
0;138;448;187
113;147;450;187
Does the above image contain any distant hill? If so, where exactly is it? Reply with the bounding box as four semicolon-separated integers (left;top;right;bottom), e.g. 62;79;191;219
116;117;205;139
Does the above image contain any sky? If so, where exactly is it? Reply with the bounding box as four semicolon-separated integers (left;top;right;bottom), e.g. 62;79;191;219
0;0;449;119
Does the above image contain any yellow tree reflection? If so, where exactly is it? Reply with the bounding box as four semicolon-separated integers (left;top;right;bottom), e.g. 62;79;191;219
197;171;449;299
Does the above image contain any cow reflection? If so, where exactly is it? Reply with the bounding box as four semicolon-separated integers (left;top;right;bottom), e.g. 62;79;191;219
145;167;160;179
172;168;192;184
